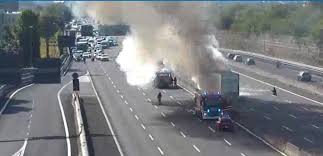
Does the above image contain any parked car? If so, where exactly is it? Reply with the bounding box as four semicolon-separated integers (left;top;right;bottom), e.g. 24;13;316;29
233;55;243;62
245;58;255;65
226;53;235;60
297;71;311;82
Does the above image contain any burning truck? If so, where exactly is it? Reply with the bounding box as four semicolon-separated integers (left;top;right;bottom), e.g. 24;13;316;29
194;71;239;120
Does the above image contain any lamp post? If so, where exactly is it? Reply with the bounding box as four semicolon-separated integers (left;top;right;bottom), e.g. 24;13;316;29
29;25;33;68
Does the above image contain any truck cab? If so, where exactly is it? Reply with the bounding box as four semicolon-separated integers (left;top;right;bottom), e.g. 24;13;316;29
194;91;227;120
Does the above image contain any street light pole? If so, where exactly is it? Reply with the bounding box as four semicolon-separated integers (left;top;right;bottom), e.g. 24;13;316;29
29;26;33;68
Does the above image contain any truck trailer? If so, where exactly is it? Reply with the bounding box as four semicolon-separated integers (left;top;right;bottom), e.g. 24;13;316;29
194;71;239;120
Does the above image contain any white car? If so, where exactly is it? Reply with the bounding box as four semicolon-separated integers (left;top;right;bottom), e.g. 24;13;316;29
233;55;243;62
96;54;103;60
83;52;91;58
100;54;109;61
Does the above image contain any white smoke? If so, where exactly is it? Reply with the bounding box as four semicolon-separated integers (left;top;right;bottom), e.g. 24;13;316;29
72;2;228;89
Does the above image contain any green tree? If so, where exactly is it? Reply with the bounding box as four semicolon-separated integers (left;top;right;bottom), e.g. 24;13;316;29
17;10;40;66
41;3;73;31
0;26;20;54
39;14;59;58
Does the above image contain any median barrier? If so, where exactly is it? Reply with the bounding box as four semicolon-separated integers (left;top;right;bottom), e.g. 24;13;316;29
72;93;89;156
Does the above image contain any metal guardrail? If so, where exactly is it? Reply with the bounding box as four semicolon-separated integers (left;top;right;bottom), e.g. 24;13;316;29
219;48;323;76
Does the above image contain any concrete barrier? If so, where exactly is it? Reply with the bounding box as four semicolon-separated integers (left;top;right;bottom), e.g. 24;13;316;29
72;93;89;156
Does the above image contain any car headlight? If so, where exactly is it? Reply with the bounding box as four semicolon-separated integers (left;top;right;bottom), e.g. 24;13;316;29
203;112;207;116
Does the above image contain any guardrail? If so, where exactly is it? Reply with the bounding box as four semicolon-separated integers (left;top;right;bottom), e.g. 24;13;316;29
219;48;323;77
60;49;72;76
72;93;89;156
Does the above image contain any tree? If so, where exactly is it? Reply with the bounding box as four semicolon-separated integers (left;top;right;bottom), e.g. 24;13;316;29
41;3;73;31
0;26;20;54
17;10;40;66
39;14;59;58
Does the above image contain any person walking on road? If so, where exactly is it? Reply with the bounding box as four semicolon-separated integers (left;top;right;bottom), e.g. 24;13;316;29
157;92;162;105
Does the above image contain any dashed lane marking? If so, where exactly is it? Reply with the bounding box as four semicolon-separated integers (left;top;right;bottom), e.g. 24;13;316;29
141;124;146;130
169;96;174;99
180;131;186;138
304;137;314;144
264;116;272;120
171;122;175;127
161;112;166;117
147;98;152;102
135;115;139;120
124;101;128;105
208;126;215;133
129;108;133;112
154;105;158;109
224;139;232;146
162;90;166;93
117;90;120;93
120;95;124;99
113;85;116;88
157;147;164;155
177;101;182;105
289;114;297;119
142;92;146;96
282;125;294;132
149;134;154;141
312;124;319;129
273;106;280;110
241;153;247;156
193;145;200;153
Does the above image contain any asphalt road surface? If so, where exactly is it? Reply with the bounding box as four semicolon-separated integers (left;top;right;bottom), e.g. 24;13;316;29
0;61;87;156
84;43;281;156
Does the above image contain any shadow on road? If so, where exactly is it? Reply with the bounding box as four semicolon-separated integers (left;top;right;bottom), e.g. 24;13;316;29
1;98;31;114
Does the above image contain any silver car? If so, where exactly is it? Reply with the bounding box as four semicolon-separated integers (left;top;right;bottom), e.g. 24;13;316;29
297;71;311;82
233;55;243;62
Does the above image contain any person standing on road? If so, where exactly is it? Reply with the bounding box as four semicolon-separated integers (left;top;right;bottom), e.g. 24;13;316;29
157;92;162;105
174;76;177;87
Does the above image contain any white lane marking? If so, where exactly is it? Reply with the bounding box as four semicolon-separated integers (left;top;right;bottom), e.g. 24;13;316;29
285;100;292;103
149;134;154;141
193;145;201;153
27;124;31;129
312;124;319;129
234;70;323;106
111;81;114;85
162;90;166;93
179;80;287;156
116;90;120;93
12;138;28;156
89;71;125;156
154;105;158;109
120;95;124;99
135;115;139;120
304;137;314;144
137;88;140;91
273;106;280;110
177;101;182;105
232;121;287;156
157;147;164;155
180;131;186;138
249;107;255;112
0;84;33;115
169;96;174;99
302;107;309;111
147;98;152;102
129;108;133;112
264;115;272;120
142;92;146;96
108;77;111;80
113;85;116;88
208;126;216;133
224;139;232;146
177;84;194;95
282;125;294;132
57;81;72;156
288;114;297;119
170;122;175;127
124;101;128;105
161;112;166;117
241;153;247;156
141;124;146;130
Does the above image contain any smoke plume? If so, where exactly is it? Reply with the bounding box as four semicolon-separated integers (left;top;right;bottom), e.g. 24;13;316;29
72;2;228;90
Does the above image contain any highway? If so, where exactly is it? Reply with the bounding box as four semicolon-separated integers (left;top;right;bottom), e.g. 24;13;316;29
0;61;88;156
85;43;280;156
224;53;323;155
